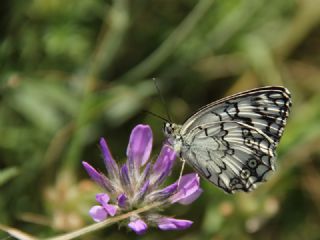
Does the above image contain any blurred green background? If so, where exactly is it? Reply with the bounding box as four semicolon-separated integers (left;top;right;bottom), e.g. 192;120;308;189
1;0;320;239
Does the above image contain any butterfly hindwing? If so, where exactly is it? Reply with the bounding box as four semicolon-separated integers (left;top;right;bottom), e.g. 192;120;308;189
181;122;276;193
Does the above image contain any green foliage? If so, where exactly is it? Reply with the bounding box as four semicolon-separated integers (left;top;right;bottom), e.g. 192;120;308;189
1;0;320;239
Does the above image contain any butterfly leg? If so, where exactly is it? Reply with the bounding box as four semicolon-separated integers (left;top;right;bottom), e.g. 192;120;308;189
177;158;186;187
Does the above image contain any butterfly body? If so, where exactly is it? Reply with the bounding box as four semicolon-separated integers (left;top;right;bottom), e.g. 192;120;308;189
164;86;292;194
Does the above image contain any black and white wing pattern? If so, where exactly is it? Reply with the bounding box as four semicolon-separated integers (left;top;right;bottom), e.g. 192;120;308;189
165;86;292;193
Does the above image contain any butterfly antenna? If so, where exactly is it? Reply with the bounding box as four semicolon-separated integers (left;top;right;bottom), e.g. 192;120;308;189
153;78;172;122
143;110;169;122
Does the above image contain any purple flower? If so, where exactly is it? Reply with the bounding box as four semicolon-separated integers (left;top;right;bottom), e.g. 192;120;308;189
128;218;148;235
83;124;202;234
89;193;117;222
157;217;193;230
170;173;203;205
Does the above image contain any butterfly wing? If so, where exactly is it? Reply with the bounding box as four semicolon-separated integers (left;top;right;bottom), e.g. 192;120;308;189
179;86;292;193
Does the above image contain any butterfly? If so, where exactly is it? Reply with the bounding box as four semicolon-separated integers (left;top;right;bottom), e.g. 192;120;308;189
163;86;292;193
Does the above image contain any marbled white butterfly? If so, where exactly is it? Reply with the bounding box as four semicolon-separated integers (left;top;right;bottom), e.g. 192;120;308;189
164;86;292;193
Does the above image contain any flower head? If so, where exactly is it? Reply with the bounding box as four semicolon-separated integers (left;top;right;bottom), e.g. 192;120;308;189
83;124;202;234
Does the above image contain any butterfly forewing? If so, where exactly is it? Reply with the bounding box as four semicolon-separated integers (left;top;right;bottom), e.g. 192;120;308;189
174;86;291;193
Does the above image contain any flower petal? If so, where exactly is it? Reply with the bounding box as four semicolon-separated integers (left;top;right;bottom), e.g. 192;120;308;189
170;173;202;205
117;193;128;208
95;193;117;216
82;161;113;191
89;205;108;222
151;145;176;186
100;138;119;179
153;145;176;174
104;204;117;216
157;217;193;231
96;193;110;205
82;162;103;185
126;125;153;168
138;163;151;186
178;188;203;205
128;219;148;235
135;179;149;201
146;182;178;203
120;164;131;187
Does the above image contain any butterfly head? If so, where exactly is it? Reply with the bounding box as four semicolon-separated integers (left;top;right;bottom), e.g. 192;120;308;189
163;122;176;137
163;122;182;139
163;122;183;152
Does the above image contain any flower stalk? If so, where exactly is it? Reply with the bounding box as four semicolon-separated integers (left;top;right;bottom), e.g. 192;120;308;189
1;202;165;240
46;202;163;240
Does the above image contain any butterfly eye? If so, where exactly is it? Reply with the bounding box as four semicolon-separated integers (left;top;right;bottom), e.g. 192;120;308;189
163;122;173;135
